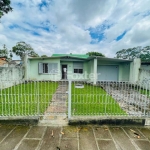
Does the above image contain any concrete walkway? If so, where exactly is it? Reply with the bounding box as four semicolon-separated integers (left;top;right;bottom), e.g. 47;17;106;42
0;124;150;150
39;83;68;126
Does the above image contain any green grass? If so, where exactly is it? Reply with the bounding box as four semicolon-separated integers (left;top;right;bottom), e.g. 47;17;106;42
0;82;126;117
71;84;126;116
0;82;58;116
140;89;150;97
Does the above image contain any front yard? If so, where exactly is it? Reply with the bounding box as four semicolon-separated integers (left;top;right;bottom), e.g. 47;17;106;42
71;83;126;116
0;81;58;116
0;81;126;117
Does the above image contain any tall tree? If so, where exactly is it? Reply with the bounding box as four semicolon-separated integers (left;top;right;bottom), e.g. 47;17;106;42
0;0;13;18
116;46;150;61
86;51;105;57
12;41;39;59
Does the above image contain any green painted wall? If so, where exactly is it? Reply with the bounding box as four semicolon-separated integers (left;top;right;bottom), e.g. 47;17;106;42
141;65;150;70
27;58;131;82
27;58;90;81
129;58;141;82
119;63;130;81
97;60;120;65
28;58;61;80
87;60;94;82
97;60;130;81
60;61;89;80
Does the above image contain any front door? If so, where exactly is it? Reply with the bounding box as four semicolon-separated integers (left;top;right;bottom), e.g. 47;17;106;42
62;65;67;79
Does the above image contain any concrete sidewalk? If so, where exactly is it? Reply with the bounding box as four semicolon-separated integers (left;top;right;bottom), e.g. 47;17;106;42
0;124;150;150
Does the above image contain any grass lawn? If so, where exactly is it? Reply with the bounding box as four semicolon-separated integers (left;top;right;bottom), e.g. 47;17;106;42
0;82;58;116
71;83;126;116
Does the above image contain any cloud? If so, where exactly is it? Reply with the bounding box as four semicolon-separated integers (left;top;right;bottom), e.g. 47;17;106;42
69;0;116;27
0;0;150;59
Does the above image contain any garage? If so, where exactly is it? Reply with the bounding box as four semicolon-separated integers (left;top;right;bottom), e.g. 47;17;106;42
97;65;119;81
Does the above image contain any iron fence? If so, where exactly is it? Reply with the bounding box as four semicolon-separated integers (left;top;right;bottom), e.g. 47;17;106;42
0;80;68;117
69;81;150;119
0;80;150;119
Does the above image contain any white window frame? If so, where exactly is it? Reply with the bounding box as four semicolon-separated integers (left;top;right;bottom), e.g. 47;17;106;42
38;62;58;74
73;62;83;74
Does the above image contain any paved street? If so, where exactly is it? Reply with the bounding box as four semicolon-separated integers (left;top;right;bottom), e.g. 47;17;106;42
0;124;150;150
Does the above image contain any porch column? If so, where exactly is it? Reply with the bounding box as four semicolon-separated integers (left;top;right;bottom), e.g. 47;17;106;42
129;58;141;83
93;58;97;84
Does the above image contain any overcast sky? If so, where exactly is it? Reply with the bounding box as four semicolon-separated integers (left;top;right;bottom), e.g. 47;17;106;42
0;0;150;59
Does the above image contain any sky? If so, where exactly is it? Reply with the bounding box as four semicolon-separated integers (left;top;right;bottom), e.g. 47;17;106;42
0;0;150;59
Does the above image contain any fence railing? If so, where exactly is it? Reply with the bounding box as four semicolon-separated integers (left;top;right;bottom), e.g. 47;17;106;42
0;80;150;119
0;80;68;117
69;81;150;119
139;69;150;87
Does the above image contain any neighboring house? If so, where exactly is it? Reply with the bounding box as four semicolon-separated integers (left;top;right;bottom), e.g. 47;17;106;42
11;60;22;65
8;60;22;67
141;61;150;70
0;57;8;67
25;54;141;84
0;58;22;67
138;61;150;84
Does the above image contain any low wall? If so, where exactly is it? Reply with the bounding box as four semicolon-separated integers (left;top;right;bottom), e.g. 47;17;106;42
0;67;24;89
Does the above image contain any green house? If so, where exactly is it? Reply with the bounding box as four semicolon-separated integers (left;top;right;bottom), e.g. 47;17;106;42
25;54;141;84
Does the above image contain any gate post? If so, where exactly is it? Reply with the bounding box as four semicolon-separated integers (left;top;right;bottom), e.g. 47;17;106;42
37;81;40;116
68;80;72;119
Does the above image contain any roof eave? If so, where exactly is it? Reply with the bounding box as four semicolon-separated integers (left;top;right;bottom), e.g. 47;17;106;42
28;56;88;60
87;56;133;62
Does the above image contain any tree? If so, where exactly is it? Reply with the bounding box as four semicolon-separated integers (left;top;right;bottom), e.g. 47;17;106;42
0;44;12;60
12;41;39;59
86;51;105;57
0;0;13;18
0;44;8;57
41;55;48;57
116;46;150;61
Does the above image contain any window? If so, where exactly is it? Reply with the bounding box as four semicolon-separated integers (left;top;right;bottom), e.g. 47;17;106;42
73;62;83;74
43;63;48;73
39;63;58;74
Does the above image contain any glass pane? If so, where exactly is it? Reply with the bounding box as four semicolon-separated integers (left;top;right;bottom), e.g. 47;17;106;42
43;63;48;73
74;69;78;73
79;69;83;74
